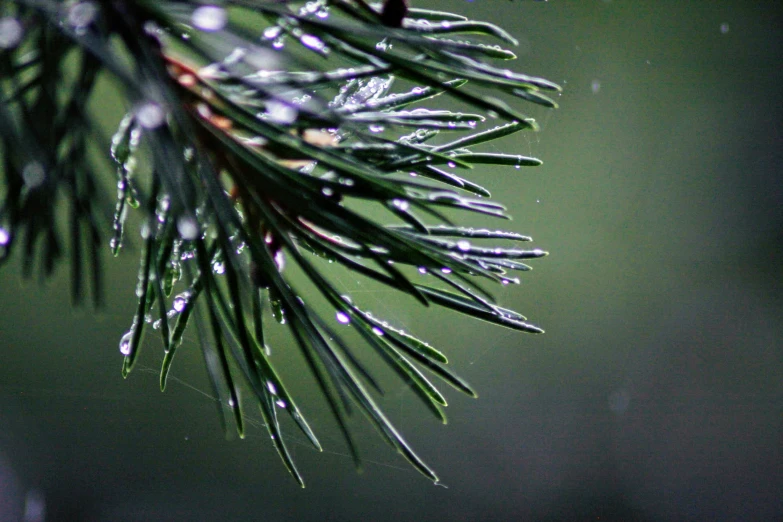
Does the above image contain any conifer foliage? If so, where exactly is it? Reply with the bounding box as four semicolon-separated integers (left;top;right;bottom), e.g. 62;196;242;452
0;1;558;485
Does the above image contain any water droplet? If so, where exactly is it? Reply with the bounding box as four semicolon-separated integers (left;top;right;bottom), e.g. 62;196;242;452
372;327;384;336
212;261;225;275
720;22;730;34
1;226;13;245
336;311;350;324
173;292;190;312
591;79;601;94
271;298;286;324
191;6;227;32
274;250;285;271
67;2;99;31
391;198;409;211
368;124;385;133
119;331;133;355
22;162;45;188
266;381;277;395
456;240;471;252
265;100;297;124
263;26;282;39
242;135;268;147
447;162;456;169
275;399;287;408
135;102;165;129
177;215;199;240
300;34;325;52
0;17;23;49
152;319;162;330
418;267;427;275
300;1;321;15
441;267;452;274
222;46;247;66
139;222;151;239
322;187;334;196
143;20;161;36
0;226;11;247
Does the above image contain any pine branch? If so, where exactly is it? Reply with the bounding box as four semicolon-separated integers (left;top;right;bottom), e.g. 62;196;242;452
0;0;559;486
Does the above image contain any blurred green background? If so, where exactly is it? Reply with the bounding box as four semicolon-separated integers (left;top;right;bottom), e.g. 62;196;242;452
1;1;781;520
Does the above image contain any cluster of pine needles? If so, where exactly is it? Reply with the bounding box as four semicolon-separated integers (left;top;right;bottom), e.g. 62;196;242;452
0;0;559;486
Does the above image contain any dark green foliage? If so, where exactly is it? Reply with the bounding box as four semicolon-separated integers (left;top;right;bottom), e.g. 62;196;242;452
0;0;558;485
